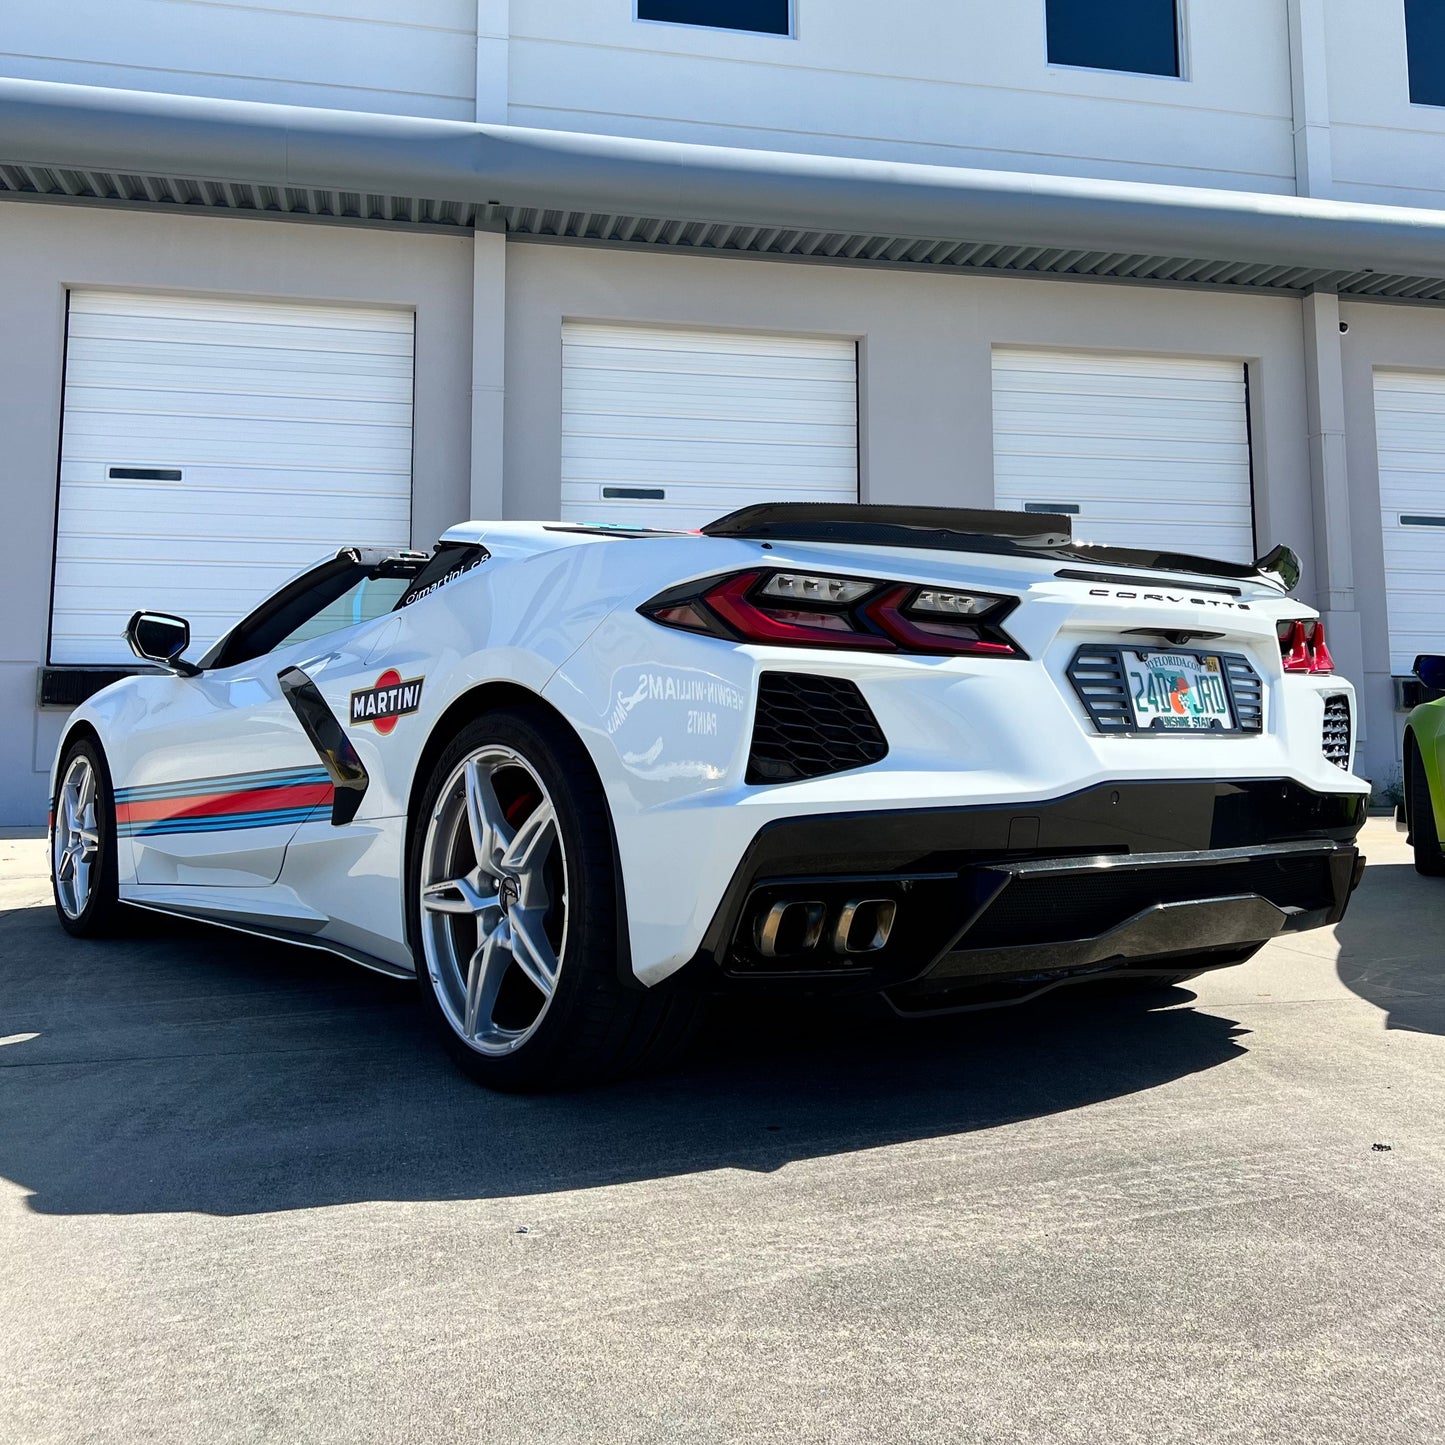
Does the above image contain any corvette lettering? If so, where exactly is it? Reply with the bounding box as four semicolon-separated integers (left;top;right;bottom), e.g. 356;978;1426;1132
1088;587;1251;611
350;670;424;734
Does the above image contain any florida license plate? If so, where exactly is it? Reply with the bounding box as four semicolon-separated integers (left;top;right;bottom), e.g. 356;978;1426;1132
1122;650;1236;731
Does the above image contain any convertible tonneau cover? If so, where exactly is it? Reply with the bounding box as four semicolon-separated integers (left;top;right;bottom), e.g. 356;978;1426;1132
701;504;1299;592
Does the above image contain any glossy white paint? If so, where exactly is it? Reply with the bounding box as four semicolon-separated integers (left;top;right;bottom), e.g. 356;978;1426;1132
56;522;1367;986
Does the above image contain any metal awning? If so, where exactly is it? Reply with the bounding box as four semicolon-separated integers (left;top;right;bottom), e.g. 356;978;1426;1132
7;77;1445;300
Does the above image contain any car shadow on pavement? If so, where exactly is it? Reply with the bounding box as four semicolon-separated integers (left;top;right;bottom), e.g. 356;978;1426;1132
0;903;1249;1217
1334;860;1445;1037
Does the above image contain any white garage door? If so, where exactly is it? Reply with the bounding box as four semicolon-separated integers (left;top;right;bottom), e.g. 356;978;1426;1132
1373;370;1445;675
561;322;858;531
51;290;414;665
992;349;1256;563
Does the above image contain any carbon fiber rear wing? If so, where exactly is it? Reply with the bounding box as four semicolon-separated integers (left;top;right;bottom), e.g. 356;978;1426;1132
701;504;1300;593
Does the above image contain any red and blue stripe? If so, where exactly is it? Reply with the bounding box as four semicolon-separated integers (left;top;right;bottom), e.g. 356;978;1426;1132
115;766;334;838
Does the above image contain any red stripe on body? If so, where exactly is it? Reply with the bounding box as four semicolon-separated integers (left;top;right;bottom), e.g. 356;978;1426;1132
115;781;333;825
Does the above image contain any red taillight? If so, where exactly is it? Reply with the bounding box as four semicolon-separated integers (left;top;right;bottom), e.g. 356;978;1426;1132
702;573;894;651
639;570;1024;657
1278;618;1333;674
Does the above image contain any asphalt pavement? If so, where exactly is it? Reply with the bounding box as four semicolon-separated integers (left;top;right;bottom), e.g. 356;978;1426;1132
1;819;1442;1444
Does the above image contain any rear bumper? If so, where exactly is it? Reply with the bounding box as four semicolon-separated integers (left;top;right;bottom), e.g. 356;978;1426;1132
686;778;1366;1004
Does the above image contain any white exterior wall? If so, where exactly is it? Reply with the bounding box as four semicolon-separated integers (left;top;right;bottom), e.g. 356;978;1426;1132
503;242;1314;568
1338;299;1445;786
509;0;1297;191
0;0;478;119
1324;0;1445;206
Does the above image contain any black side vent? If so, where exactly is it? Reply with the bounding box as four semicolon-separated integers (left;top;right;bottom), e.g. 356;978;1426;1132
1222;655;1265;732
1322;694;1352;769
1067;648;1133;732
747;673;888;785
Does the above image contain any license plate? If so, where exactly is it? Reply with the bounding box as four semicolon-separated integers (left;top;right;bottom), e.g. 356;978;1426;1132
1122;650;1236;732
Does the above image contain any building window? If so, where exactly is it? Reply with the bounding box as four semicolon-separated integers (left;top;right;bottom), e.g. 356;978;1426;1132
1407;0;1445;106
1046;0;1180;78
636;1;791;37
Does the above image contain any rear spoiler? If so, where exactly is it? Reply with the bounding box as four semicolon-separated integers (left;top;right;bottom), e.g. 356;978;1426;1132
701;504;1301;593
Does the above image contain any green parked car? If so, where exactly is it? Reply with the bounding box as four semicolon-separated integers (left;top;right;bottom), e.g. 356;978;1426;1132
1401;654;1445;876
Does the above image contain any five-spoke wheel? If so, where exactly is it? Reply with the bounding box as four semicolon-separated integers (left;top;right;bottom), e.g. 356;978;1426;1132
419;744;567;1055
53;752;102;921
408;707;698;1090
50;736;122;937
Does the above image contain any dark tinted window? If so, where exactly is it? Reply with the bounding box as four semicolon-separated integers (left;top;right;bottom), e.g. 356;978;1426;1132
637;1;790;37
1407;0;1445;105
1046;0;1179;77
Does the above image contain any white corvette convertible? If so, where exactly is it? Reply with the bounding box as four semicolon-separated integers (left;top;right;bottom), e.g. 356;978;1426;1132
50;504;1368;1089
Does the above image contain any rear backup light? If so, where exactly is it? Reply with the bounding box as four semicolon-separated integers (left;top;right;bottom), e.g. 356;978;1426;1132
639;570;1024;657
1278;618;1334;674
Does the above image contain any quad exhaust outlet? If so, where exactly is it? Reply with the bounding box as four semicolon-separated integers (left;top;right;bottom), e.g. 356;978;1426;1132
754;896;897;960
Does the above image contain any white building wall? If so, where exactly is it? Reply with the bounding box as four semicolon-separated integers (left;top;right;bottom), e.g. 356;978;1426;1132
0;0;478;119
508;0;1297;192
504;242;1314;569
1323;0;1445;207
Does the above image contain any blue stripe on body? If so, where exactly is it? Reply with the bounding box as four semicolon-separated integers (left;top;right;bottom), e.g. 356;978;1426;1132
115;766;331;803
118;807;323;838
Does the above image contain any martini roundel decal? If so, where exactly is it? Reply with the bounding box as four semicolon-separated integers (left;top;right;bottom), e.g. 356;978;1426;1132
349;669;424;735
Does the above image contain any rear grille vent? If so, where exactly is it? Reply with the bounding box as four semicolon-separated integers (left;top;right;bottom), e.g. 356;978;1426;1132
1322;694;1352;769
1067;648;1264;734
1067;648;1133;732
1223;655;1265;731
747;673;888;784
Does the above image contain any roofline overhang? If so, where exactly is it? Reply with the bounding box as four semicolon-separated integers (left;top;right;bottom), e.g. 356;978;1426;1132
7;77;1445;290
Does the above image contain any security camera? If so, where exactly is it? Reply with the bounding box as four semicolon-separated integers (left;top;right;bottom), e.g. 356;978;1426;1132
1339;321;1350;334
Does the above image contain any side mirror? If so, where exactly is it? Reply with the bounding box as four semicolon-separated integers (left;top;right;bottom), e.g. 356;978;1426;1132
125;611;201;677
1415;654;1445;693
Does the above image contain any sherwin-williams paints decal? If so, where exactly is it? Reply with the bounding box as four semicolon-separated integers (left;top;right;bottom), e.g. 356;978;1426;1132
350;669;424;734
114;767;333;837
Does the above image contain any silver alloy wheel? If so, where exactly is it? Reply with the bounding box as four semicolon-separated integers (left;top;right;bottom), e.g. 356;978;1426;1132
53;753;101;920
419;745;568;1055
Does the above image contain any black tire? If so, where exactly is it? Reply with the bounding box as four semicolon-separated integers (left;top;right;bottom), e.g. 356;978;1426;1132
1407;735;1445;878
407;706;700;1091
50;735;125;938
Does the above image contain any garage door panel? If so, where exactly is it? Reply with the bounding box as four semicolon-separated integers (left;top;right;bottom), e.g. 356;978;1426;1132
562;456;857;487
64;386;415;428
562;415;855;448
67;345;413;388
561;322;858;530
993;347;1255;563
1374;370;1445;672
57;483;409;532
52;290;414;665
564;385;856;422
66;312;413;354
